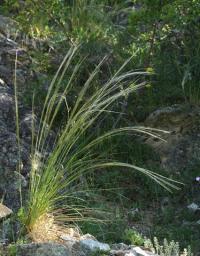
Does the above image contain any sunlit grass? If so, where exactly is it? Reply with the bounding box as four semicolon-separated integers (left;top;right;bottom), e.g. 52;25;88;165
18;46;182;239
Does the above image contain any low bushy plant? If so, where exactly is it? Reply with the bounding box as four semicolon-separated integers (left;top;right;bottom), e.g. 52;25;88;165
122;228;144;246
144;237;193;256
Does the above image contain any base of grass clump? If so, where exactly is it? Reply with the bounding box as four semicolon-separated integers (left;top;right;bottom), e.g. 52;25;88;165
27;213;80;243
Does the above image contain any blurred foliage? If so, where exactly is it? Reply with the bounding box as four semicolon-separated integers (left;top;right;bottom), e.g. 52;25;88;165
1;0;117;43
122;228;144;246
2;0;199;108
127;0;200;106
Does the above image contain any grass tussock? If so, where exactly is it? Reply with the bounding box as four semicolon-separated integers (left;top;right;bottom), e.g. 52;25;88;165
19;46;182;240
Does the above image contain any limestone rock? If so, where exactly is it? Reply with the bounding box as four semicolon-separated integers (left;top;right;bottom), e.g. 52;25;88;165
0;16;37;94
111;243;131;251
0;86;29;209
0;16;40;210
73;239;110;255
0;105;30;210
131;246;155;256
111;246;156;256
0;15;19;39
60;235;77;251
0;204;12;219
80;239;110;251
16;243;71;256
144;104;200;172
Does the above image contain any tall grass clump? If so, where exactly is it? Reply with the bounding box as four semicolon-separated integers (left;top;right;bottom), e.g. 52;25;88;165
20;46;181;240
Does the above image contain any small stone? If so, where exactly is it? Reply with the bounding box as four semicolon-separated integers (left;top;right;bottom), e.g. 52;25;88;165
0;78;5;85
60;235;76;250
60;235;76;242
80;234;96;240
129;208;139;218
131;246;155;256
187;203;200;212
125;252;136;256
195;176;200;182
196;220;200;225
0;204;12;219
111;243;130;251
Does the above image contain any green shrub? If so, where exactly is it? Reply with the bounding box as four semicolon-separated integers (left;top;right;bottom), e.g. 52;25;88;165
123;228;144;246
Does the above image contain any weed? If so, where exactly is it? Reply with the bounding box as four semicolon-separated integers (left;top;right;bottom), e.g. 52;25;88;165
122;228;144;246
144;237;193;256
7;244;17;256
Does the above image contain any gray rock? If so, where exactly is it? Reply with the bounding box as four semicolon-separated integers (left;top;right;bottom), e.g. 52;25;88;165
0;117;30;209
0;82;52;211
16;243;71;256
131;246;155;256
111;243;131;251
80;234;96;240
144;104;200;172
81;239;110;251
111;247;156;256
0;15;19;39
0;17;36;92
187;203;200;212
73;239;110;255
124;252;136;256
60;235;77;251
0;16;42;211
